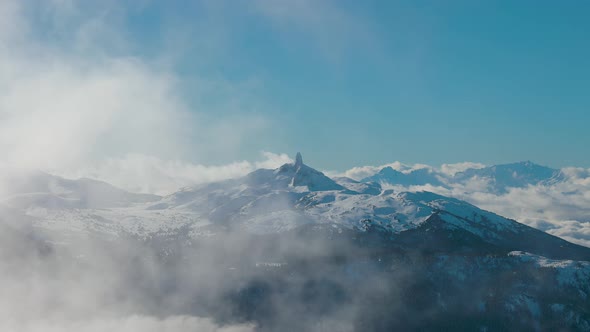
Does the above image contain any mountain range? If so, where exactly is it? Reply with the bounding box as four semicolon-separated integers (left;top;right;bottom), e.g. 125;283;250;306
1;154;589;331
362;160;567;194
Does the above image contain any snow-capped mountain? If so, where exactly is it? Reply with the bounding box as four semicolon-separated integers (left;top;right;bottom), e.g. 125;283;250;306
361;166;446;187
361;160;567;194
4;154;590;330
12;154;587;257
0;169;160;210
152;155;586;258
453;161;566;193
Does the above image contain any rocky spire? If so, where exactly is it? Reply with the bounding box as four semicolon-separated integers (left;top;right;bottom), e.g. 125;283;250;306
295;152;303;167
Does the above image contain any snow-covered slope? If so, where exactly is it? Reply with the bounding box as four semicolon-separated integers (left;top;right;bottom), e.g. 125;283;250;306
150;157;450;235
132;154;588;259
5;154;589;260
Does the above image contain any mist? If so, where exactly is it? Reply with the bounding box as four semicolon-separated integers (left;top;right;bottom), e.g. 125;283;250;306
2;1;589;331
0;1;267;330
0;203;397;332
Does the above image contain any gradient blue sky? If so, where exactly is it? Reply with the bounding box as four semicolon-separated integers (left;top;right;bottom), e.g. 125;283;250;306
24;0;590;170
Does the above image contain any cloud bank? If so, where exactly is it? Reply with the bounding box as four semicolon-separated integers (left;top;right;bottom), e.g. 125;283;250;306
0;0;271;176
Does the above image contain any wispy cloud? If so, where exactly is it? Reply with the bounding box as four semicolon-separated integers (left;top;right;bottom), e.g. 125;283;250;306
329;161;482;180
0;0;271;174
439;162;486;177
61;151;292;195
251;0;380;62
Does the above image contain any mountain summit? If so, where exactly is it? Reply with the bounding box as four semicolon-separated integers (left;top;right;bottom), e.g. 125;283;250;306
295;152;303;167
273;152;344;191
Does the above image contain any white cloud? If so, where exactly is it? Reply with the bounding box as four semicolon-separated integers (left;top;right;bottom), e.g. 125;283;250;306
335;161;484;180
544;220;590;248
0;0;269;175
331;161;405;180
0;56;190;170
61;151;292;195
255;151;293;169
439;162;486;177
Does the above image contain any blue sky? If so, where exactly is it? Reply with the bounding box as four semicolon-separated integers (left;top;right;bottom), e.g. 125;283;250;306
8;0;590;171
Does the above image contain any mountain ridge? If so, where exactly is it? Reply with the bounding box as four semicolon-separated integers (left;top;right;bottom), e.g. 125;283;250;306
4;154;590;330
0;169;161;209
142;154;590;260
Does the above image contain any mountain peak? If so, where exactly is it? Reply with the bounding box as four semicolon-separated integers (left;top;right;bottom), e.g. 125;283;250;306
295;152;303;167
265;152;343;191
379;166;399;174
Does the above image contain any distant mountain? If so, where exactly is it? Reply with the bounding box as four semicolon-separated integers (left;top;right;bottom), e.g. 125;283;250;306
361;166;446;187
0;169;160;209
360;161;567;193
453;161;566;193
